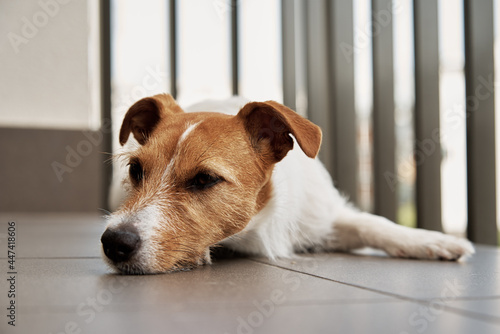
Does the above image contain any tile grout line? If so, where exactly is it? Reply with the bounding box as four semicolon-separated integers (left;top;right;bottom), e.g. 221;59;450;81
247;258;425;302
248;258;500;325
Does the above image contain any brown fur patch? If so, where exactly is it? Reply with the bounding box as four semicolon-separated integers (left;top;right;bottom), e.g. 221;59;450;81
112;94;321;273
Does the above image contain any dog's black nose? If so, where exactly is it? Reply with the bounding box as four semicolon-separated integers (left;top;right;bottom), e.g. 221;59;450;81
101;226;141;263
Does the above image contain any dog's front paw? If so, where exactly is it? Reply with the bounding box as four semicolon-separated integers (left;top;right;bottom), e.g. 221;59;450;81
384;228;475;261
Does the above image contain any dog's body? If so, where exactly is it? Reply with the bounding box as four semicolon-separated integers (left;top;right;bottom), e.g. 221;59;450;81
102;94;474;274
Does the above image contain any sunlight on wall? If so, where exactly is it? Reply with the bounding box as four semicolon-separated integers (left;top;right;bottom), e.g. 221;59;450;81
239;0;282;102
393;0;416;228
439;0;467;235
177;0;231;106
353;0;374;213
111;0;168;153
0;0;99;130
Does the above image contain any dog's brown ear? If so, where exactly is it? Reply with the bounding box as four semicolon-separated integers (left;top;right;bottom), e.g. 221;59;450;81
119;94;183;145
237;101;322;163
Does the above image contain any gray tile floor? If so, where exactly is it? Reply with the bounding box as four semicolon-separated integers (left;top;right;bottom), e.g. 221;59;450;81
1;213;499;334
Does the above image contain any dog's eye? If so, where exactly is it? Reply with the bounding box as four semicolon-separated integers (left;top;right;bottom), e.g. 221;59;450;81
188;172;221;190
128;160;144;185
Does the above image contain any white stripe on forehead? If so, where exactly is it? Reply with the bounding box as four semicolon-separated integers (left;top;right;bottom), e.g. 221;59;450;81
178;121;201;146
163;121;202;177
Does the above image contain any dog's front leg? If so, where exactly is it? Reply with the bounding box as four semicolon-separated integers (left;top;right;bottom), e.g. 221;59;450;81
328;210;474;260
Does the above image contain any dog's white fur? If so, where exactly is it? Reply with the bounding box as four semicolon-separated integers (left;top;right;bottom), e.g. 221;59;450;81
108;97;474;270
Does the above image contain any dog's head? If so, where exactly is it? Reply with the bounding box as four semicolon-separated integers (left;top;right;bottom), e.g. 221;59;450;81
101;94;321;274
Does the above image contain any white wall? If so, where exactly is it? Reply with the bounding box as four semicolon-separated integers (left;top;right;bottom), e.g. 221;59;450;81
0;0;99;130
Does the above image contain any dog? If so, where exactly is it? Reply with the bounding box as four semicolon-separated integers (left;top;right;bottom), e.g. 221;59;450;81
101;94;474;274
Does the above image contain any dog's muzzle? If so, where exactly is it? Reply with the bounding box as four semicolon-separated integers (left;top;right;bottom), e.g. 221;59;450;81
101;225;141;263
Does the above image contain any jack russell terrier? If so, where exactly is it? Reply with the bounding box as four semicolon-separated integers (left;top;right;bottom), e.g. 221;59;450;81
101;94;474;274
